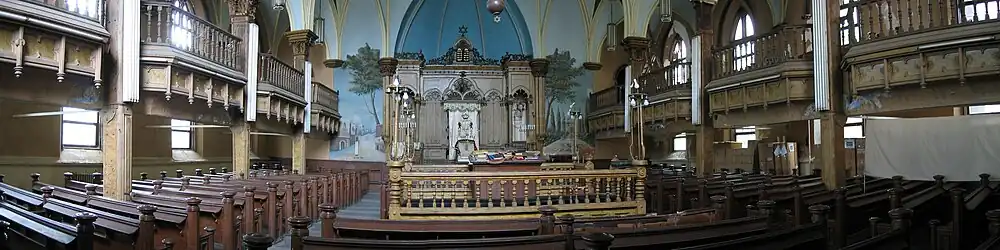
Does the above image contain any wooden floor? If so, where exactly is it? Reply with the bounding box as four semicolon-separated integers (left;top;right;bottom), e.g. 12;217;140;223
270;191;381;249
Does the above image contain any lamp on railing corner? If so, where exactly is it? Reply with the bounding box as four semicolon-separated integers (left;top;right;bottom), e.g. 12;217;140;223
273;0;286;11
568;109;584;162
628;79;650;165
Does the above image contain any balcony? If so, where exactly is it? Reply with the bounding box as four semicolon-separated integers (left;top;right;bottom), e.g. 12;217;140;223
586;62;692;135
139;0;245;112
842;0;1000;115
256;54;306;124
707;25;814;125
0;0;109;106
311;81;341;134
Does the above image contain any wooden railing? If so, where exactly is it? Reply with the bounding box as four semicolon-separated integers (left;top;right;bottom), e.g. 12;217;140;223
588;86;624;112
388;169;646;220
24;0;104;23
639;60;691;96
712;25;813;79
311;82;339;112
259;54;305;98
840;0;1000;45
140;1;243;72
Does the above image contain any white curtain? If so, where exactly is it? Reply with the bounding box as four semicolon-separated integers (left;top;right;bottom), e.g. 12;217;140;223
865;115;1000;181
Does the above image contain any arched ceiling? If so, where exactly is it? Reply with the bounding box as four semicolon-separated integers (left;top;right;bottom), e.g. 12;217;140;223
394;0;532;59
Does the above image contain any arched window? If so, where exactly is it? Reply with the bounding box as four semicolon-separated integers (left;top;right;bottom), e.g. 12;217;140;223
839;0;861;45
664;40;689;85
732;13;756;71
170;0;194;50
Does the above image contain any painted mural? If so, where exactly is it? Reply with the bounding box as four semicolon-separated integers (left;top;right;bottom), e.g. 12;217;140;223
542;49;595;155
330;44;387;162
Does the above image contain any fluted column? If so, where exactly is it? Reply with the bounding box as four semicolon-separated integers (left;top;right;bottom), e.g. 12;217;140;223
528;59;549;151
286;30;317;175
227;0;259;179
379;58;399;158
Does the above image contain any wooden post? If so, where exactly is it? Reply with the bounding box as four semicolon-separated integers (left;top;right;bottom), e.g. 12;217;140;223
539;206;557;235
243;186;256;234
75;212;98;250
220;191;237;250
320;204;339;238
809;204;830;242
951;188;965;250
185;197;202;250
888;207;913;246
289;216;311;250
581;232;615;250
711;195;728;220
284;181;296;224
242;233;274;250
559;215;576;250
833;187;847;248
929;219;940;249
266;182;278;237
988;209;1000;236
0;220;8;249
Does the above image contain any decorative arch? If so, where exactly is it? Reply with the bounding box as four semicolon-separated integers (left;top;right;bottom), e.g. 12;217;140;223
424;88;443;101
713;0;774;45
444;76;483;101
484;89;503;102
614;65;628;87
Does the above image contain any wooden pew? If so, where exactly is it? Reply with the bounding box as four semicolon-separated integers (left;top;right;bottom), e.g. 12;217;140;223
673;204;831;250
0;198;99;249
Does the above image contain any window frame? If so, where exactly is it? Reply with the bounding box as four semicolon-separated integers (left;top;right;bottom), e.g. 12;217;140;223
960;0;1000;22
170;119;194;150
672;133;688;151
734;126;756;149
664;40;690;86
170;0;195;50
844;117;865;139
732;13;756;71
61;107;101;149
839;0;862;45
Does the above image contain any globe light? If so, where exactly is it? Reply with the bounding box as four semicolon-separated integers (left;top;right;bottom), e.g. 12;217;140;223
643;99;650;106
403;92;409;100
486;0;506;23
392;77;400;87
273;0;286;11
630;98;637;106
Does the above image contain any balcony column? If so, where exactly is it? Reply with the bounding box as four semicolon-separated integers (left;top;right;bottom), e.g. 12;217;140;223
691;1;716;177
379;58;400;159
814;0;846;189
227;0;260;179
528;59;550;151
286;30;318;175
100;0;139;200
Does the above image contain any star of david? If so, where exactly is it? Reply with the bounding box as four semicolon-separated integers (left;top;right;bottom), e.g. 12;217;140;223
458;25;469;36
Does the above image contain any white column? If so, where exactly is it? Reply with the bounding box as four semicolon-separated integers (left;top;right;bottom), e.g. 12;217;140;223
812;0;832;111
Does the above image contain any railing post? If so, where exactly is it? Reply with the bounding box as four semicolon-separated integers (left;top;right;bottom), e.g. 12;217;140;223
320;204;339;238
220;191;237;250
559;214;576;250
387;161;405;220
185;197;202;250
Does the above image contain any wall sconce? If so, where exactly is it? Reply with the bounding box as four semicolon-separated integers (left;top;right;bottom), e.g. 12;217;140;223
660;0;672;23
605;2;616;51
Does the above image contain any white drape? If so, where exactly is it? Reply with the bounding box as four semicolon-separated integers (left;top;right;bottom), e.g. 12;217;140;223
865;115;1000;181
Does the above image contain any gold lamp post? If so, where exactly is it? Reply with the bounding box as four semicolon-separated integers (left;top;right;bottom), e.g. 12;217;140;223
385;77;410;167
568;109;584;163
628;79;650;166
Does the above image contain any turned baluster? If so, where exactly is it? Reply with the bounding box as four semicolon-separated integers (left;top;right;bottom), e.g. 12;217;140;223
289;216;311;250
539;206;557;235
195;169;203;176
176;169;184;178
242;233;273;250
159;171;168;180
75;212;98;250
319;204;338;238
91;172;103;185
63;172;73;187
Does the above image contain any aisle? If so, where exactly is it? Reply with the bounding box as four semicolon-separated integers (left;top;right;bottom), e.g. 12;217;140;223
269;190;382;249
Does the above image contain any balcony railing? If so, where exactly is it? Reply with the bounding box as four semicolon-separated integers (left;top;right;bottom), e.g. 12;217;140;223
140;1;243;72
24;0;104;23
588;86;624;112
312;81;339;112
639;60;691;97
840;0;1000;46
259;54;305;98
712;25;813;79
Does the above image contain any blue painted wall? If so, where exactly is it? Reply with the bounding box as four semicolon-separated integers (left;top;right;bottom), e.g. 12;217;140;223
395;0;532;58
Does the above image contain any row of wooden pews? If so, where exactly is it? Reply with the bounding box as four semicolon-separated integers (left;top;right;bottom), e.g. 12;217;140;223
0;167;370;250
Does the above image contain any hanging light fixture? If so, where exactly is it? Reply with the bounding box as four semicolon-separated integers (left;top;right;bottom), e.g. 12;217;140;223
660;0;671;23
605;2;616;51
273;0;286;11
314;17;325;44
486;0;506;23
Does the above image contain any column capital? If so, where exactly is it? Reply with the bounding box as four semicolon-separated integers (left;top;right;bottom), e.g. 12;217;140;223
582;62;603;71
227;0;260;21
324;59;345;68
285;30;318;59
529;58;550;77
378;57;399;76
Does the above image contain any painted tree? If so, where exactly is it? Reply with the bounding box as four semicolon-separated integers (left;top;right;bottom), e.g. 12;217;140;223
344;44;383;125
544;49;585;141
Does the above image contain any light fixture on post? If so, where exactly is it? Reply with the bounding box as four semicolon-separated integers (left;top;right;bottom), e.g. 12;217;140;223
660;0;672;23
628;79;650;164
313;17;325;44
568;109;584;162
385;77;408;165
486;0;506;23
273;0;286;11
605;2;617;51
